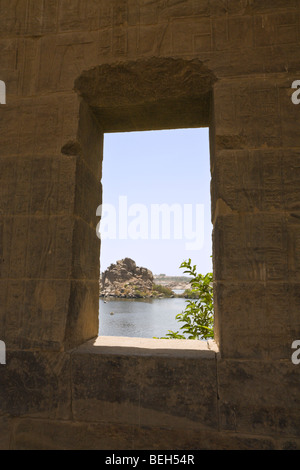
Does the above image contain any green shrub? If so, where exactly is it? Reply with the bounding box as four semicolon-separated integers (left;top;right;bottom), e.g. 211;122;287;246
152;284;174;297
159;259;214;340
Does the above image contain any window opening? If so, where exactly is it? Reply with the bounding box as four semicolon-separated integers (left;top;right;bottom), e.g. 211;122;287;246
98;128;212;340
0;80;6;104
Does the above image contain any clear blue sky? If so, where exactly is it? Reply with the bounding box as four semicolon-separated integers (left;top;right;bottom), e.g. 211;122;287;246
100;128;212;277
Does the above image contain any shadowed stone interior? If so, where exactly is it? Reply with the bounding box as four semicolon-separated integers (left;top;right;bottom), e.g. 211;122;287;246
75;57;215;132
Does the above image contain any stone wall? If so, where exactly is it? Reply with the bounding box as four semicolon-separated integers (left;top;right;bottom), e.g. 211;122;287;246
0;0;299;450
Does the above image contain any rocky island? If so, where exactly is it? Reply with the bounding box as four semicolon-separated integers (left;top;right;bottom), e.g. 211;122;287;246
99;258;191;299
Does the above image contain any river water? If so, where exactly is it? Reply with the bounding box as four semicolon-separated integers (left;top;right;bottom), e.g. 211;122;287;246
98;291;188;339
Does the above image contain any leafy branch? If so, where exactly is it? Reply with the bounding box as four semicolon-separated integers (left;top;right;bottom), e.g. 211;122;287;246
158;259;214;340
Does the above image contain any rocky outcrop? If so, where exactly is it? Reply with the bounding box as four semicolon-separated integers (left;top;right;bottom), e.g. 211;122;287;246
100;258;155;298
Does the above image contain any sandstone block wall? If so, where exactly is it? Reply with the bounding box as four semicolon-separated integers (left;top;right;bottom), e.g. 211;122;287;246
0;0;299;450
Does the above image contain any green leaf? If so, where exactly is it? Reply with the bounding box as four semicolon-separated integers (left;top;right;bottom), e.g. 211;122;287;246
161;258;214;341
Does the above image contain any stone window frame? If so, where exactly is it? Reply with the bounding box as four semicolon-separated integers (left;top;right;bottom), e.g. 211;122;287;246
67;57;219;353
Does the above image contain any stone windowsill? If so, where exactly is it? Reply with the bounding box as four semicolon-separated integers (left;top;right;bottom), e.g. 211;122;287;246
71;336;219;359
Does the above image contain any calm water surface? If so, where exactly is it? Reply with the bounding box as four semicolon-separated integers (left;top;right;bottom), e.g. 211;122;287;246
99;294;188;338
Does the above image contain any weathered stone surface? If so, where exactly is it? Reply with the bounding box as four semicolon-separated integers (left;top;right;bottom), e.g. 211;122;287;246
214;281;300;360
0;415;14;450
0;216;74;280
218;359;300;438
279;438;300;451
74;157;102;228
212;75;300;154
11;419;135;451
0;280;71;350
75;57;215;132
132;425;277;451
72;219;100;280
0;0;300;451
77;100;104;178
9;417;279;450
0;351;71;419
63;281;99;351
213;213;292;282
0;95;80;157
0;156;76;217
71;338;218;429
211;149;300;216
